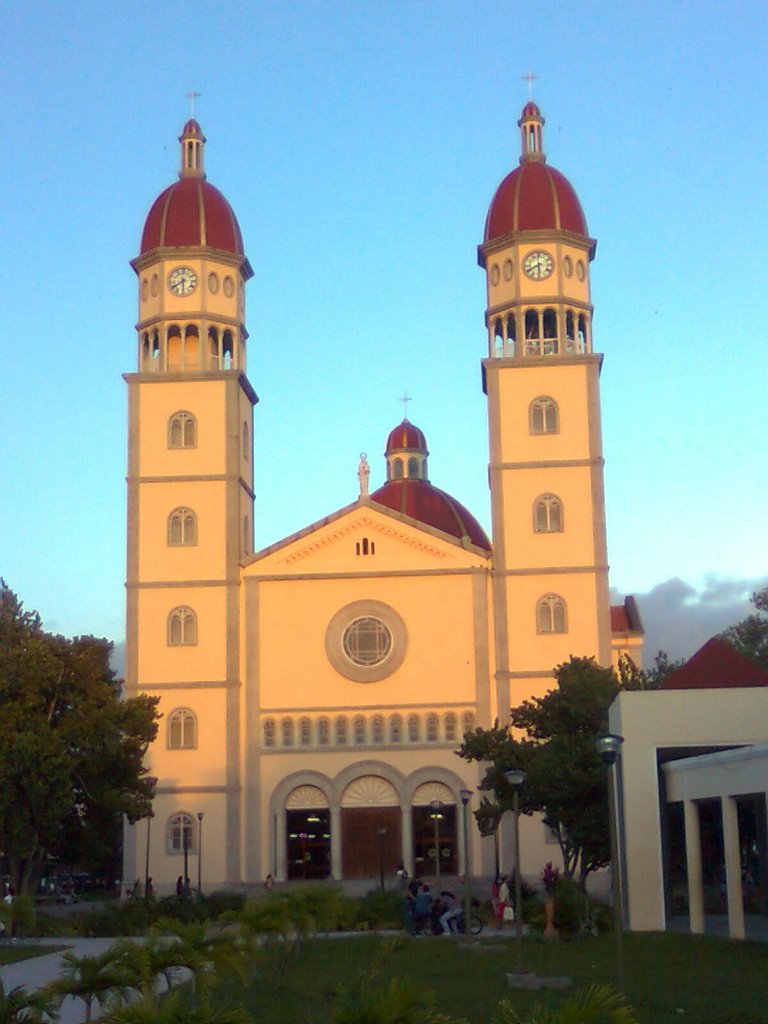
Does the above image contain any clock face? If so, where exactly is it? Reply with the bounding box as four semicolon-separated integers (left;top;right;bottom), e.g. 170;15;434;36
168;266;198;296
523;250;554;281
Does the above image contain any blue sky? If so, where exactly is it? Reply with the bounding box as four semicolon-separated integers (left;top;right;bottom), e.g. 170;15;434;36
1;1;766;660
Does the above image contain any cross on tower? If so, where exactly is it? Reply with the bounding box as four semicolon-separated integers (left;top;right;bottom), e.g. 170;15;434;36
522;71;538;98
186;90;201;116
400;391;412;419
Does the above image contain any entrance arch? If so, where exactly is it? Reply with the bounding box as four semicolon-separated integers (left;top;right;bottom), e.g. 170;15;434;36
341;775;402;879
412;782;457;877
286;784;331;880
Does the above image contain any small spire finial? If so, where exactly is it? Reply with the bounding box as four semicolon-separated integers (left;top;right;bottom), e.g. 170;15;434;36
522;71;538;99
186;90;201;117
400;391;412;419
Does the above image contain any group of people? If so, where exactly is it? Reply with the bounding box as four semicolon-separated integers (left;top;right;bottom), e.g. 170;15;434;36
403;879;464;935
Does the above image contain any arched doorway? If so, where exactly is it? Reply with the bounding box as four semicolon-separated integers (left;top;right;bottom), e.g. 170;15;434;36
412;782;457;877
286;785;331;880
341;775;402;879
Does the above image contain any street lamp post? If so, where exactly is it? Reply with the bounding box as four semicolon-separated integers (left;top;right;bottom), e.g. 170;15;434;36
378;826;387;892
182;817;190;897
504;769;526;973
460;789;472;931
595;733;625;992
429;800;444;884
143;776;158;900
197;812;204;896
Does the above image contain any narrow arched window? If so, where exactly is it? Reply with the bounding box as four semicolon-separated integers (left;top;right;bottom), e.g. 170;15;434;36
530;396;559;435
208;327;220;368
533;494;563;533
168;708;197;749
525;309;541;355
168;812;195;854
318;717;330;746
408;714;420;742
263;719;275;748
222;330;234;369
168;411;196;449
390;714;402;743
578;314;588;352
335;716;348;745
543;309;558;354
408;457;418;478
184;324;200;368
168;607;197;646
167;325;182;370
353;716;366;745
299;717;312;746
565;310;575;348
537;594;567;634
493;318;504;357
281;718;294;747
242;421;249;461
461;711;475;736
444;712;457;742
243;515;250;554
393;458;404;480
426;713;439;742
168;507;197;546
372;714;385;744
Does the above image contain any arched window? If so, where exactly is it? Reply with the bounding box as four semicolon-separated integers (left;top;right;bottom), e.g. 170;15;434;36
426;713;439;742
565;310;575;350
167;325;182;370
208;327;220;368
407;714;420;742
222;330;234;369
537;594;567;634
533;494;563;533
184;324;200;368
318;717;330;746
493;318;504;357
335;716;348;745
393;458;404;480
407;457;418;478
299;717;312;747
372;715;385;744
353;716;366;745
168;507;197;546
168;607;197;646
168;708;197;749
529;396;559;435
444;712;457;742
461;711;475;736
168;411;196;449
525;309;540;354
168;812;195;854
263;719;275;748
390;714;402;743
281;718;294;747
542;308;558;354
578;314;588;351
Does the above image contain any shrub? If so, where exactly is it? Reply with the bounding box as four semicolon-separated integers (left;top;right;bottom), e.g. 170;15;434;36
552;877;610;938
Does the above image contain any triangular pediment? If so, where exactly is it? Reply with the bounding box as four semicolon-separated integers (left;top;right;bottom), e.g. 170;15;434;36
243;501;489;577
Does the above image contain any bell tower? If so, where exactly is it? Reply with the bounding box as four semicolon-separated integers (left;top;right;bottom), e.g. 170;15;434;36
478;101;612;716
124;120;256;888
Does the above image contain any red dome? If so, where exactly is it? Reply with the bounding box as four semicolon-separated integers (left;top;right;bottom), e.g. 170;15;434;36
484;161;588;242
385;420;428;455
370;478;490;550
140;177;244;255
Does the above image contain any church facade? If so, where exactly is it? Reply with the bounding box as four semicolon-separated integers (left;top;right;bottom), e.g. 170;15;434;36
122;105;642;892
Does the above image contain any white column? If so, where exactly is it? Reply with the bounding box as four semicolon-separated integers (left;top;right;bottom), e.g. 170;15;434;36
722;796;745;940
330;806;342;880
683;800;704;934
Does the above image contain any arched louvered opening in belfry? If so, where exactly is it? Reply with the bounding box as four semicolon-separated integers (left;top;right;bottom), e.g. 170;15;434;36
492;317;504;357
578;314;588;352
407;457;419;478
167;325;182;370
222;329;234;369
184;325;200;369
565;310;575;351
542;309;558;355
141;332;151;370
392;458;404;480
208;326;220;368
506;314;517;355
525;309;540;354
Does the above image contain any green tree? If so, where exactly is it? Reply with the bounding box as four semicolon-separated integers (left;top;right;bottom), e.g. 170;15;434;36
0;980;60;1024
0;581;159;894
719;586;768;669
458;657;619;887
49;947;131;1024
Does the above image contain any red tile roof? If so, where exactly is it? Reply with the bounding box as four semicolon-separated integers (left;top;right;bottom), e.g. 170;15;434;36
663;637;768;690
140;176;244;255
369;478;490;551
484;160;589;242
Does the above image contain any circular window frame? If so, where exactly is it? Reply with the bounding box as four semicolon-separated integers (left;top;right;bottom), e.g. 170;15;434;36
325;600;408;683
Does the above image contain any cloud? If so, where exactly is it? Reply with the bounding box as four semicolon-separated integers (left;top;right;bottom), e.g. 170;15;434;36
614;576;768;663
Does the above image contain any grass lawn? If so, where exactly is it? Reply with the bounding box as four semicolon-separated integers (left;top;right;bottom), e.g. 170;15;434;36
0;944;64;966
238;931;768;1024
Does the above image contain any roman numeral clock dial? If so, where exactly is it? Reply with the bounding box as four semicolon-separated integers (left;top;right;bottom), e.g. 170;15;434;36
522;250;554;280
